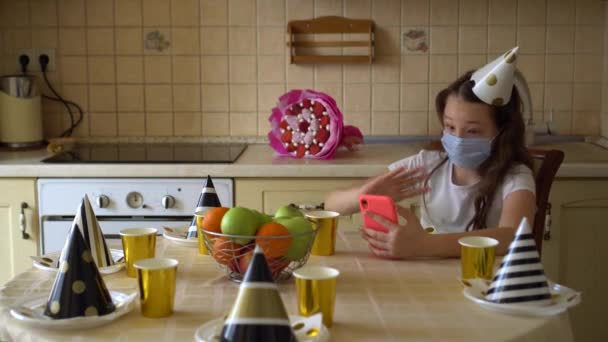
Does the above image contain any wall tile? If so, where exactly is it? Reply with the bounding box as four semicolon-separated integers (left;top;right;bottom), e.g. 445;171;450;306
402;83;428;111
429;55;457;82
544;83;572;110
400;111;428;135
517;26;545;54
372;111;400;135
315;83;343;109
572;111;600;135
287;0;313;21
428;110;442;134
402;0;429;26
547;0;575;25
315;64;343;83
116;0;143;26
529;83;545;113
428;82;447;110
230;56;257;83
118;113;146;136
576;0;604;26
116;28;143;55
346;111;371;135
574;55;603;83
345;0;371;19
518;0;546;25
89;113;117;136
459;0;486;25
372;84;400;111
315;0;343;17
229;84;257;111
173;56;200;83
430;0;457;25
573;84;601;111
488;0;516;25
117;85;145;111
376;26;401;55
286;63;313;83
202;84;229;111
60;56;88;83
59;28;86;55
143;0;171;26
258;0;285;26
88;56;116;83
32;29;59;48
62;84;89;111
172;28;199;55
230;113;257;135
259;55;285;83
546;26;574;54
518;55;545;83
87;28;115;55
459;26;487;54
575;26;604;54
545;54;573;82
344;84;371;111
201;27;228;54
430;26;458;54
201;56;228;83
145;84;173;111
259;27;285;55
401;55;428;83
86;0;114;26
171;0;199;26
373;56;400;83
116;56;144;83
229;27;256;54
372;0;401;26
258;84;285;111
201;0;228;25
202;113;230;136
173;84;201;111
89;85;117;112
144;55;172;83
146;113;174;135
487;26;516;54
31;0;58;27
59;0;85;27
229;0;256;26
344;64;371;83
174;113;202;135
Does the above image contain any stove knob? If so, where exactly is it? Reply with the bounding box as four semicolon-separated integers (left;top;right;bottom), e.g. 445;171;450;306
96;195;110;208
161;195;176;209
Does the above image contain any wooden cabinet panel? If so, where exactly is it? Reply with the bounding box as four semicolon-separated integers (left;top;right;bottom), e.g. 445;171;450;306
0;179;38;284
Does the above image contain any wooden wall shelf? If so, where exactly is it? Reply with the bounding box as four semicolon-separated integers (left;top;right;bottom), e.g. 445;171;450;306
287;16;375;64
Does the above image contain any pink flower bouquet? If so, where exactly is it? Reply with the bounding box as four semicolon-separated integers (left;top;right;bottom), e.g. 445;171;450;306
268;89;363;159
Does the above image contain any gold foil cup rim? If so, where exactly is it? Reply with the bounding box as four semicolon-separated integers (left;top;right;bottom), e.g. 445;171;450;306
293;266;339;280
134;258;178;270
458;236;498;248
120;227;158;236
304;211;340;219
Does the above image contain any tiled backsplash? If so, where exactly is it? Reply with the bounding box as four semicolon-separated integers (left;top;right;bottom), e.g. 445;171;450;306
0;0;605;139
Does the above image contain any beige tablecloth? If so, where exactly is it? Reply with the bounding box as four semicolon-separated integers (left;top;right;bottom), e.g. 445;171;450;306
0;230;573;342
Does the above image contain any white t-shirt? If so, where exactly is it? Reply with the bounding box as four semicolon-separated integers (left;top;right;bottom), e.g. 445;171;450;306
388;150;536;233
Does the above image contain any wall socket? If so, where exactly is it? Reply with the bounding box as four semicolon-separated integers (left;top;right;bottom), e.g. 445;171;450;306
16;48;56;72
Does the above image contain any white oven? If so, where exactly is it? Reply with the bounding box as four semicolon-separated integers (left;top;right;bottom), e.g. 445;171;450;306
37;178;234;254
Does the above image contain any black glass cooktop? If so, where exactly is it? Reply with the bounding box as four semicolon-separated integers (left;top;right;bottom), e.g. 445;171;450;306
41;143;247;164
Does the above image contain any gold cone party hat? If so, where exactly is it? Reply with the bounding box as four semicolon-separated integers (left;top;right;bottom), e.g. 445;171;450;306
187;175;222;239
485;217;552;306
220;245;296;342
72;195;115;267
470;46;519;106
44;222;116;318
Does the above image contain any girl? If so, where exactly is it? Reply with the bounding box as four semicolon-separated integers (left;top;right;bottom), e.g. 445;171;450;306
324;48;536;259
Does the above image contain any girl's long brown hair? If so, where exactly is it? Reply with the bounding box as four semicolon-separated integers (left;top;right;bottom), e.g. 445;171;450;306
426;70;533;230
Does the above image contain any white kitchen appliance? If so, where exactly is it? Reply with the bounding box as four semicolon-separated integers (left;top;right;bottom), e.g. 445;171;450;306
37;178;234;254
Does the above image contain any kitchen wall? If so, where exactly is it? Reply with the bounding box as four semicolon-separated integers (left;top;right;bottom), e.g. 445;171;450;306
0;0;605;139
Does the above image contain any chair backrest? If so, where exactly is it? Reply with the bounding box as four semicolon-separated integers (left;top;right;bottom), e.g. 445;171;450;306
527;149;564;256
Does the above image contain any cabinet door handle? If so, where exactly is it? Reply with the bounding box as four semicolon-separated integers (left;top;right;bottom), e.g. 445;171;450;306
20;202;30;240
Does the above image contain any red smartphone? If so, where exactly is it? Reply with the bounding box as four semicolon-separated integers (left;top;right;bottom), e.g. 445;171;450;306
359;194;398;233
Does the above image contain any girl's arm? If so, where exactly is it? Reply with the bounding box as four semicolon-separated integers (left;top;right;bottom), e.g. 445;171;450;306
361;190;536;258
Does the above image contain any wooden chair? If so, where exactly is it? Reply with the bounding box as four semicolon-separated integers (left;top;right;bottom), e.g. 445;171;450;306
528;148;564;257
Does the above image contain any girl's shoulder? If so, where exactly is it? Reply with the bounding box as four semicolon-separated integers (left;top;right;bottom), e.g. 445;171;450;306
388;149;446;171
500;163;536;199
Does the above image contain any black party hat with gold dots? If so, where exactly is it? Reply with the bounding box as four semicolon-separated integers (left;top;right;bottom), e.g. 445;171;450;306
220;245;296;342
187;175;222;239
72;195;115;267
43;222;115;319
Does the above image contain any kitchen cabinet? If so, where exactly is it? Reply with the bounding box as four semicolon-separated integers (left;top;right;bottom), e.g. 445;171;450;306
0;179;38;285
543;179;608;342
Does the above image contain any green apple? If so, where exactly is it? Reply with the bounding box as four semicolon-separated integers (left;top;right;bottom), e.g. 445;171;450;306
251;209;273;226
274;216;313;260
220;207;258;244
274;205;304;219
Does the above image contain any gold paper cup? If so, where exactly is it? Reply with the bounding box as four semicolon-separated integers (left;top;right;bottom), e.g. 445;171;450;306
195;211;209;255
458;236;498;280
305;211;340;256
134;258;178;318
293;265;340;327
120;228;157;277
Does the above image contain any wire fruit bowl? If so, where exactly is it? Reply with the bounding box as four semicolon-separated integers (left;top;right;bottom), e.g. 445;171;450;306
201;228;318;282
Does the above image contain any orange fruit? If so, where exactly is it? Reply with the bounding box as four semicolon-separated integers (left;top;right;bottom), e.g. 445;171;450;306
201;207;230;235
255;222;292;259
212;237;243;266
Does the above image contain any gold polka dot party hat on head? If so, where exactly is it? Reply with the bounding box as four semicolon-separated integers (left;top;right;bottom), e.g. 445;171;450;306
43;222;115;319
72;195;115;267
485;217;552;306
187;175;222;240
470;46;519;106
220;245;296;342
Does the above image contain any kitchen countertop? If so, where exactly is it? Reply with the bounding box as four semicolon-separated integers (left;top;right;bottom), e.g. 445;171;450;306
0;140;607;178
0;231;574;341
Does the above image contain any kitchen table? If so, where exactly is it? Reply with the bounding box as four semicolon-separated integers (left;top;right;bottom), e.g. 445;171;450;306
0;229;574;342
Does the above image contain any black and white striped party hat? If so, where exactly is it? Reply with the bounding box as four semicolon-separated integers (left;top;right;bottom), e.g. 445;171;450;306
187;175;222;239
220;245;296;342
485;217;551;306
70;195;115;267
44;223;115;318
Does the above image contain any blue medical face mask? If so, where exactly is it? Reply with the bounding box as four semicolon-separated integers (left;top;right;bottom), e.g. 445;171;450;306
440;132;494;169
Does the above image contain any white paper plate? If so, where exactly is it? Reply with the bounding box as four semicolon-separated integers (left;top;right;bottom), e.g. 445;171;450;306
461;278;581;317
9;291;136;330
162;226;198;248
31;249;125;275
194;314;330;342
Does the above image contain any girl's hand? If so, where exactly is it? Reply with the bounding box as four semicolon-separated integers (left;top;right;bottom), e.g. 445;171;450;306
360;167;430;203
360;205;427;259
